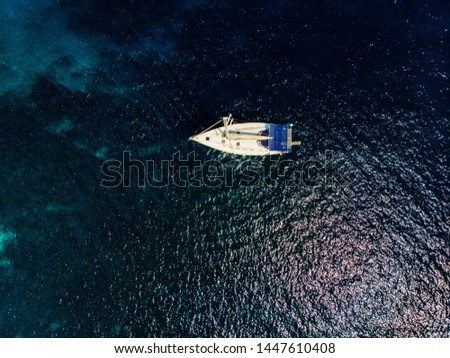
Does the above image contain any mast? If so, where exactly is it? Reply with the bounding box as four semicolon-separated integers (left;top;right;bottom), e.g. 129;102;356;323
223;114;233;139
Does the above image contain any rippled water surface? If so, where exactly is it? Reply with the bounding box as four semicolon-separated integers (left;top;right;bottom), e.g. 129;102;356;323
0;0;449;337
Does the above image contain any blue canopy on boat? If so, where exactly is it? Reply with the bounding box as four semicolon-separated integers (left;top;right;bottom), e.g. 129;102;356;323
268;124;293;152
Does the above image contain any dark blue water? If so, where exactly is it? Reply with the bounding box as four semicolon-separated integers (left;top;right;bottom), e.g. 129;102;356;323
0;0;449;337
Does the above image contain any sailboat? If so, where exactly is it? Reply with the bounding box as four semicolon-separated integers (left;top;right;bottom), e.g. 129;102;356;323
189;114;300;156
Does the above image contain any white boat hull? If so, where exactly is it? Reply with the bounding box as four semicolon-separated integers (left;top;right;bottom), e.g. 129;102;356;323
189;122;291;156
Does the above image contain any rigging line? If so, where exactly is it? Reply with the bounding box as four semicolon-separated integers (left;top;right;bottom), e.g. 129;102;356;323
197;119;224;135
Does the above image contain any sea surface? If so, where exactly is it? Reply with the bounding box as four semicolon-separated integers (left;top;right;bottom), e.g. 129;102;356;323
0;0;449;337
